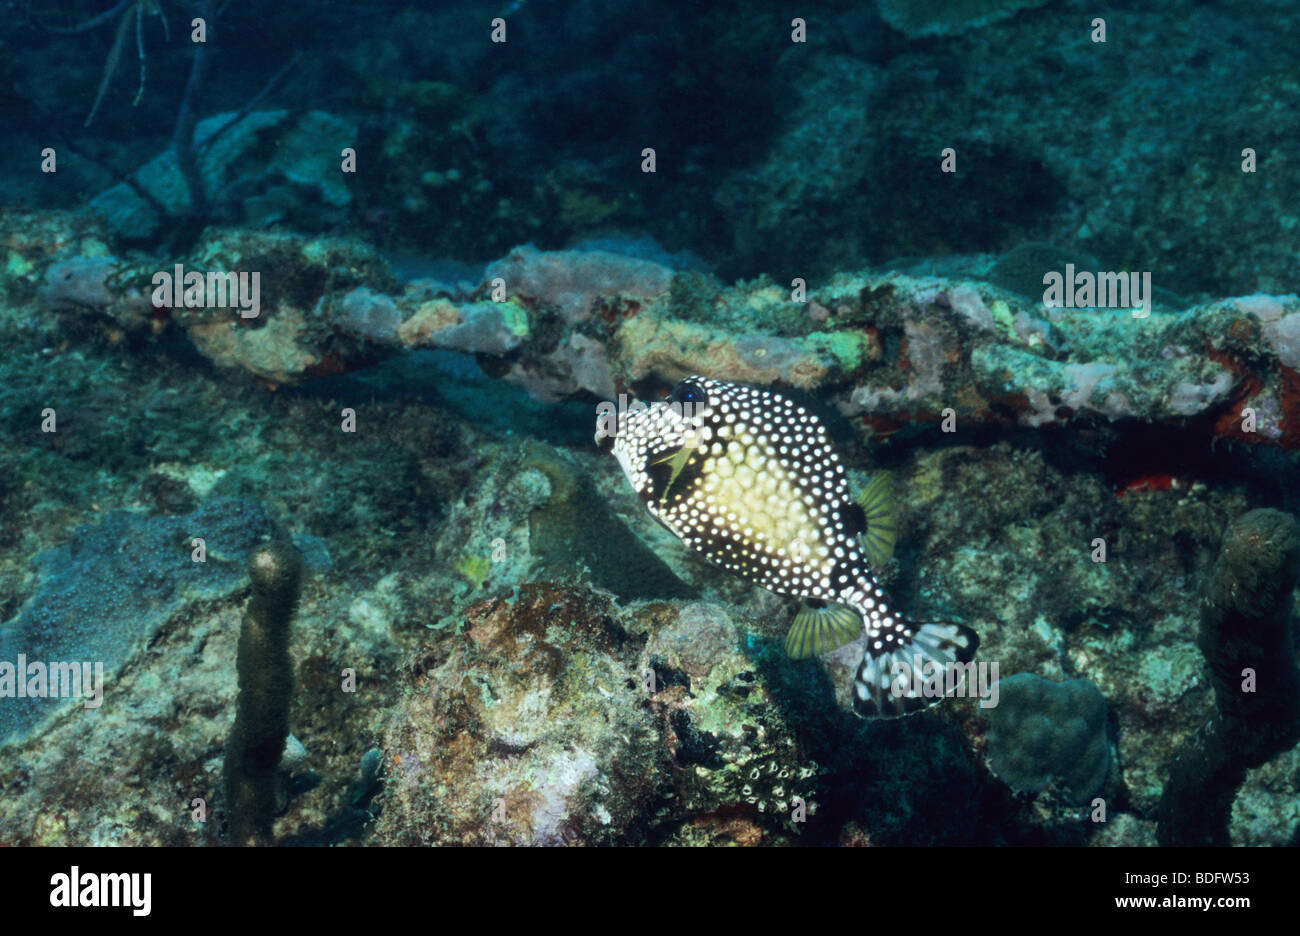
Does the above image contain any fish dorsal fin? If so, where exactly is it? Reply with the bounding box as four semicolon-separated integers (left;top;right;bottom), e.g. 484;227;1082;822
855;471;898;569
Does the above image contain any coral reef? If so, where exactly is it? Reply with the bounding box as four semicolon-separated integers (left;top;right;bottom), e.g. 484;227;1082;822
22;203;1299;455
375;586;826;846
375;585;665;846
3;0;1300;852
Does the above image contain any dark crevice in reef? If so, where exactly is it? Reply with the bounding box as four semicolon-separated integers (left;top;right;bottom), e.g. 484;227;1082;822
1035;416;1298;509
875;415;1298;516
298;349;596;448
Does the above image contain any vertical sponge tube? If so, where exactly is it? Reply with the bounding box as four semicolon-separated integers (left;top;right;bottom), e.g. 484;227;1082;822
224;541;304;846
1157;509;1300;846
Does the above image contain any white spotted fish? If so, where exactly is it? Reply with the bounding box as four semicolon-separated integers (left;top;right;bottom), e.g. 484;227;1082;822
595;376;978;718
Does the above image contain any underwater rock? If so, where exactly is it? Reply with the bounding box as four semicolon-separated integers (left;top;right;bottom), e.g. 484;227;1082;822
0;212;111;308
335;287;403;343
395;298;528;354
89;110;356;241
1240;293;1300;370
615;313;849;391
877;0;1050;38
485;243;672;399
884;441;1263;824
418;438;694;632
375;584;666;845
484;243;674;325
641;601;824;843
0;499;274;744
1230;745;1300;846
519;441;697;602
834;280;1300;449
37;255;155;333
982;673;1111;805
36;257;118;310
376;585;823;846
502;332;616;402
21;209;1299;452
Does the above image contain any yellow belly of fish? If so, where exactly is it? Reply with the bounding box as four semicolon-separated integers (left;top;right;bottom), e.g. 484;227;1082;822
699;445;828;563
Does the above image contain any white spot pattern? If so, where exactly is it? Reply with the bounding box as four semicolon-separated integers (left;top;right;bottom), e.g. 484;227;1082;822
604;377;911;650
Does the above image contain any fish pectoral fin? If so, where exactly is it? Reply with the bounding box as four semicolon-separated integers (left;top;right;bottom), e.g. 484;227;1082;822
650;444;696;501
784;602;862;659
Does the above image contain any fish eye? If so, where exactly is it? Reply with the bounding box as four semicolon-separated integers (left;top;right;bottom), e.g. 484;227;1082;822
670;380;705;406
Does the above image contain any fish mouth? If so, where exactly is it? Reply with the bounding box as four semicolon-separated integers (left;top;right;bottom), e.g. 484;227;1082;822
593;397;668;449
593;412;639;450
595;397;696;473
593;406;627;450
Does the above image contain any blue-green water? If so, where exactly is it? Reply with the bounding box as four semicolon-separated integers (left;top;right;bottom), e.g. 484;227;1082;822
0;0;1297;848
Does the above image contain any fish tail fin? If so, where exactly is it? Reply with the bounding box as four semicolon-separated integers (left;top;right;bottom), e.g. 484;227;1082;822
784;601;862;659
852;620;979;719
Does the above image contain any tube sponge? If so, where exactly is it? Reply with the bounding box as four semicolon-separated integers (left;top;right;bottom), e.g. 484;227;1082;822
1157;508;1300;846
223;541;304;846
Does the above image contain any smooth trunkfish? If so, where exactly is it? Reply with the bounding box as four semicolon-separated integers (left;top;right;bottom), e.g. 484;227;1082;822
597;376;978;718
